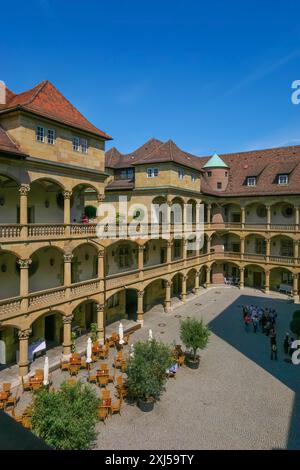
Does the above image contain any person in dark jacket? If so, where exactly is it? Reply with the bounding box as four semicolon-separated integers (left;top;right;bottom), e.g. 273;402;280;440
283;333;290;355
271;342;278;361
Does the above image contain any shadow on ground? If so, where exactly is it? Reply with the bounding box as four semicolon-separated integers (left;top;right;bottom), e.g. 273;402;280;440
208;294;300;450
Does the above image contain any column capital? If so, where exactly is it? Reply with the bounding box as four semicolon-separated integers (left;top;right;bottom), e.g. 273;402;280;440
166;280;172;288
98;248;105;258
239;267;245;272
63;190;72;200
182;275;187;281
206;266;211;272
63;315;74;325
19;184;30;196
18;328;32;340
138;245;145;253
18;258;32;269
137;290;145;298
167;240;173;247
293;273;299;280
63;253;73;263
96;303;105;311
97;193;105;203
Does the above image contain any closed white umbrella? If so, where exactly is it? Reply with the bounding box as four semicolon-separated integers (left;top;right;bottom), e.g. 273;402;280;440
129;343;134;358
86;337;92;363
119;322;124;345
148;329;153;341
43;356;49;386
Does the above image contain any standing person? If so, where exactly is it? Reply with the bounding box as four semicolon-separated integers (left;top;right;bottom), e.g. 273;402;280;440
271;342;278;361
244;313;252;332
242;305;248;320
81;212;89;224
269;328;277;346
283;333;290;355
265;319;271;336
252;314;259;333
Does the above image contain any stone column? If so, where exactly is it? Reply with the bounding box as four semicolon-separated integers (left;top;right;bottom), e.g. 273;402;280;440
206;267;211;288
266;238;270;261
62;315;73;357
239;267;245;289
266;205;271;230
63;253;73;286
138;246;144;280
164;281;172;313
295;206;300;229
137;290;144;325
183;238;187;266
241;206;245;229
294;240;299;260
97;249;105;278
18;259;31;311
167;240;173;270
265;270;270;294
181;275;187;303
63;190;72;225
207;236;211;257
19;184;30;238
96;303;105;343
207;203;211;227
240;237;245;261
18;328;32;377
195;271;200;294
293;274;299;301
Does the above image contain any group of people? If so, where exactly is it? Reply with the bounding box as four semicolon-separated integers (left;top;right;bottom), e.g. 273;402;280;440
242;304;296;361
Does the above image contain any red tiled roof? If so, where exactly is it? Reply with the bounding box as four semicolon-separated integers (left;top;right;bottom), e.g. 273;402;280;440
0;81;112;140
0;124;26;156
106;179;134;191
105;138;163;168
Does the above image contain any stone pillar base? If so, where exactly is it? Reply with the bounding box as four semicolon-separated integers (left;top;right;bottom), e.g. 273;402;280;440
293;295;300;304
18;362;29;377
239;284;244;289
181;294;187;303
137;318;144;326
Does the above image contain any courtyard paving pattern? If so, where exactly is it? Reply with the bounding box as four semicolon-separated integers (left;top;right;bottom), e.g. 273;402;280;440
6;286;300;450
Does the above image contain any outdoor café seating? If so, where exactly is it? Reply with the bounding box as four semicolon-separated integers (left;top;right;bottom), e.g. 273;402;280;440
3;383;11;396
101;389;111;400
111;396;122;415
4;387;19;411
98;406;108;423
98;375;109;389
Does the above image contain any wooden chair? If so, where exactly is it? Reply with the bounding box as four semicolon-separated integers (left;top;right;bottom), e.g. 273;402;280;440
116;386;127;399
108;370;115;384
101;389;111;399
31;382;43;392
123;334;130;346
35;369;44;379
114;357;122;369
11;408;23;423
3;383;11;395
99;346;109;359
111;396;122;416
21;377;32;392
5;387;19;411
69;364;80;377
22;416;32;429
177;355;185;367
60;360;69;372
98;406;108;423
121;360;127;373
98;376;109;388
80;359;87;369
115;376;123;387
99;363;108;370
110;332;119;343
87;374;97;384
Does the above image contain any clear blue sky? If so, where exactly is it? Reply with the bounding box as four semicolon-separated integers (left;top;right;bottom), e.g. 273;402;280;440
2;0;300;155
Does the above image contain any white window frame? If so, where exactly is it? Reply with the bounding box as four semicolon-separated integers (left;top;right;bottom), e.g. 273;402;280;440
147;167;159;178
36;126;45;143
191;174;197;182
81;138;88;154
47;129;56;145
278;174;288;185
178;169;184;180
73;136;80;152
247;177;256;187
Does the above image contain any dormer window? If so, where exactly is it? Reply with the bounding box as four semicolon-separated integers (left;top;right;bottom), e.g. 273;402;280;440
247;177;256;187
278;174;288;185
47;129;55;145
36;126;45;143
73;136;80;151
147;168;159;178
178;169;184;180
81;138;88;154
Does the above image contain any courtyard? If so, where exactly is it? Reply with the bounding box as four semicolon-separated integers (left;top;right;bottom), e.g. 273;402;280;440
4;285;300;450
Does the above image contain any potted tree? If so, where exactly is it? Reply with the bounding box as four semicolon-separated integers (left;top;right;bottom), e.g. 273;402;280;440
180;318;210;369
126;339;173;412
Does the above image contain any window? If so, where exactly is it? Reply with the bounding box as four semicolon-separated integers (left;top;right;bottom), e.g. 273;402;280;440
47;129;55;145
73;136;80;152
191;174;197;182
282;205;294;218
116;168;134;180
278;174;288;185
256;205;267;218
217;182;222;189
174;240;182;258
178;169;184;180
36;126;45;142
81;138;88;154
247;177;256;186
147;168;159;178
108;293;119;308
207;171;212;177
280;240;293;257
118;245;131;268
225;171;228;177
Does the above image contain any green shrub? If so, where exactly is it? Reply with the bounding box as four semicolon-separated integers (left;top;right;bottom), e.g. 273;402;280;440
31;381;100;450
90;323;98;343
180;318;210;360
126;339;173;402
84;205;97;219
290;318;300;339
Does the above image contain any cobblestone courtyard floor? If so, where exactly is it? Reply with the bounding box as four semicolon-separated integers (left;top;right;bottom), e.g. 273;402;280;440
96;286;300;450
7;286;300;450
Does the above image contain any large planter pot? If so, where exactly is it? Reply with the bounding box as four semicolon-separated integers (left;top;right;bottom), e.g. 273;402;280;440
138;398;155;412
185;354;200;369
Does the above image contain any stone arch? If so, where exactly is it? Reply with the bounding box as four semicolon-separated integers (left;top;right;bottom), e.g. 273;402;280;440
105;239;139;276
143;277;167;312
0;249;21;300
71;242;99;283
28;245;65;293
